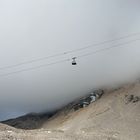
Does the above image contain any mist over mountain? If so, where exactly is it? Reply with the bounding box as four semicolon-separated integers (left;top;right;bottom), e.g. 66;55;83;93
0;0;140;120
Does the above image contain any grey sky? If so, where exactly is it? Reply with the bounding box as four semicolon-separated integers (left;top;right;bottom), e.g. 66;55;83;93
0;0;140;120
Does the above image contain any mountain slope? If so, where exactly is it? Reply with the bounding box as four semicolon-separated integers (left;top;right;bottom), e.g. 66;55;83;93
0;82;140;140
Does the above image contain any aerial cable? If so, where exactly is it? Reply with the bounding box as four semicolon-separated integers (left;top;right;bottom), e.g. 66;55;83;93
72;38;140;65
77;38;140;58
0;38;140;77
0;59;70;77
65;32;140;53
0;32;140;70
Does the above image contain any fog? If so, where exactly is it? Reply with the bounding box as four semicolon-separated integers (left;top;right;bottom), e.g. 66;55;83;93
0;0;140;120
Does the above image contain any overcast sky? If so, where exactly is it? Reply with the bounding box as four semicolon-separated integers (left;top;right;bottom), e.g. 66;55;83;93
0;0;140;120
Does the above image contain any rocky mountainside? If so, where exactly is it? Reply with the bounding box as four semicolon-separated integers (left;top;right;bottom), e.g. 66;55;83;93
0;82;140;140
1;113;53;130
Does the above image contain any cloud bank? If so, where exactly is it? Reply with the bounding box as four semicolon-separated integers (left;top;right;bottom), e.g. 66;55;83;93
0;0;140;120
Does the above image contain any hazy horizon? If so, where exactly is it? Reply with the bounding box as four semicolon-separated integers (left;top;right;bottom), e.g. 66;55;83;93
0;0;140;120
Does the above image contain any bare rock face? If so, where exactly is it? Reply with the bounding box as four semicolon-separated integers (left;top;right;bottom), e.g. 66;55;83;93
125;94;140;104
132;96;140;103
72;89;104;111
1;113;52;130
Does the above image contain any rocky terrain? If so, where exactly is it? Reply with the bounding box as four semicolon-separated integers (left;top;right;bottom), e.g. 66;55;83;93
0;82;140;140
